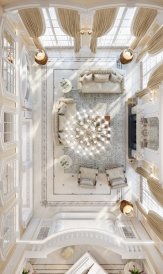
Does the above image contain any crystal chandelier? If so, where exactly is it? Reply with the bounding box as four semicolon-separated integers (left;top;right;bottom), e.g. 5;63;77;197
64;109;111;157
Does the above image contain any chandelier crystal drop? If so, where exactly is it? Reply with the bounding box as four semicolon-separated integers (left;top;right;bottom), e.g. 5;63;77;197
63;109;111;157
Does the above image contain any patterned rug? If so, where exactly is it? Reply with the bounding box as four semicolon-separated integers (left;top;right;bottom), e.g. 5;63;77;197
64;90;126;173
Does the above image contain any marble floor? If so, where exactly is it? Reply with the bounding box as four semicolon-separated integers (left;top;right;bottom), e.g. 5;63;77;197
33;48;140;216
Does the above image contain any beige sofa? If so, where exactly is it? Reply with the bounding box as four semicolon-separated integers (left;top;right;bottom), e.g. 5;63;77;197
52;97;76;146
78;68;124;93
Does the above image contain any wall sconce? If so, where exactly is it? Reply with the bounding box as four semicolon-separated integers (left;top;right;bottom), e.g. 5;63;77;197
80;28;92;35
120;200;134;217
119;48;134;64
34;49;48;65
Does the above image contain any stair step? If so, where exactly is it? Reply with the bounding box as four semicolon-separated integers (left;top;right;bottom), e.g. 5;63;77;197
32;264;125;273
33;264;70;270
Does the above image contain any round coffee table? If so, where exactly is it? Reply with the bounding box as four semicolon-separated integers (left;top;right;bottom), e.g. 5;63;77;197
60;79;72;93
59;155;72;169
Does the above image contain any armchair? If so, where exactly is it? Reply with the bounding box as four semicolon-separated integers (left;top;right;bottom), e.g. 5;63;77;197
105;166;128;189
78;167;98;188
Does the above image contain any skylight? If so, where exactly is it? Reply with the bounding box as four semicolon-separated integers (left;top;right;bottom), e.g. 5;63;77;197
98;7;136;47
41;7;136;49
40;8;74;48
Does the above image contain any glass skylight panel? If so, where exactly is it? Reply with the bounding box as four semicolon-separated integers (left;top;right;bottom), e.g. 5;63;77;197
40;8;74;48
98;7;136;47
41;7;136;48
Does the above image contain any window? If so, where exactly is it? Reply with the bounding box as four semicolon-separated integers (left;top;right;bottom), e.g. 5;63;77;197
41;7;136;48
3;160;16;198
40;8;73;47
4;112;15;143
2;31;15;62
2;207;16;255
1;30;16;95
37;227;50;240
98;7;136;47
141;177;163;217
22;122;32;162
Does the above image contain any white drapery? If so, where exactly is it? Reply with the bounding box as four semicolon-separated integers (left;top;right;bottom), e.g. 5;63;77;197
57;8;81;52
131;8;157;50
19;8;45;49
90;8;117;53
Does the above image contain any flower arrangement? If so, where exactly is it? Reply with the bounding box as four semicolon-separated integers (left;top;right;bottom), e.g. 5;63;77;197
129;265;144;274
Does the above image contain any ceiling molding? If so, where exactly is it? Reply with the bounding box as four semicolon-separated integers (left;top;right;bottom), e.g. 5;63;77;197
2;0;163;13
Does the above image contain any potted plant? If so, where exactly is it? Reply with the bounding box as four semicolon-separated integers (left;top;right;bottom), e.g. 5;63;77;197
129;265;144;274
22;270;30;274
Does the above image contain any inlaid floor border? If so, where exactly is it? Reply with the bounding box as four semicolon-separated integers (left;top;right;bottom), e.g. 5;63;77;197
41;63;124;207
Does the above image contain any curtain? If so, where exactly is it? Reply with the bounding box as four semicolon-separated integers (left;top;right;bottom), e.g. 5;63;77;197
19;8;45;49
136;26;163;62
146;27;163;55
136;88;149;98
131;8;157;50
136;202;163;241
135;167;150;179
147;211;163;241
57;8;81;52
135;201;148;217
90;8;117;53
147;64;163;90
136;167;163;206
147;177;163;206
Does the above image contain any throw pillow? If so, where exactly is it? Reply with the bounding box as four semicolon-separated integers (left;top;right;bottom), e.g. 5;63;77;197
116;74;123;83
79;75;85;83
84;73;93;83
110;73;123;83
110;73;119;83
59;115;66;131
80;74;92;84
58;102;67;115
94;74;109;82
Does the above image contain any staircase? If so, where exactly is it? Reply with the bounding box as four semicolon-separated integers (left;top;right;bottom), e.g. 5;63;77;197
22;228;145;260
32;263;125;274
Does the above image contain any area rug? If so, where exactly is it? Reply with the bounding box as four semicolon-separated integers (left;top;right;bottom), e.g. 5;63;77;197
64;89;126;173
40;64;125;205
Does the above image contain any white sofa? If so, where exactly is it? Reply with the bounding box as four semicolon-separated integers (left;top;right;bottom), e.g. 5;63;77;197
78;68;124;93
52;97;76;146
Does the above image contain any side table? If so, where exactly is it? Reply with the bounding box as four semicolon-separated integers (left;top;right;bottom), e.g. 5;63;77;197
60;79;72;93
59;155;72;169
